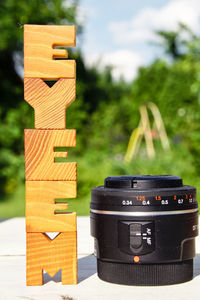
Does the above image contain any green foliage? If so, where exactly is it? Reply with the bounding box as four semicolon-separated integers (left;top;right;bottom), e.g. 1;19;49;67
0;0;80;51
1;6;200;217
73;23;200;214
0;0;80;195
75;143;200;216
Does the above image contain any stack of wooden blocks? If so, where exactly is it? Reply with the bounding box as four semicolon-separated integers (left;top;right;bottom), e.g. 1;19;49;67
24;24;77;285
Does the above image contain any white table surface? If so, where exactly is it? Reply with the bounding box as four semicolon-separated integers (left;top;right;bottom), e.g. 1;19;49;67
0;217;200;300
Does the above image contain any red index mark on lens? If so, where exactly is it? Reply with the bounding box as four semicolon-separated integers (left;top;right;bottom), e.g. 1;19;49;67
174;195;177;200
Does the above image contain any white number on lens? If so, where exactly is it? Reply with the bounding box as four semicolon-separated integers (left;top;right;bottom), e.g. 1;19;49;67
161;200;168;205
122;200;132;205
178;199;184;204
142;200;150;205
193;225;198;231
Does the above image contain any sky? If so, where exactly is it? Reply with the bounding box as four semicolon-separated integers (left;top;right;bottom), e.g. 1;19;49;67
77;0;200;81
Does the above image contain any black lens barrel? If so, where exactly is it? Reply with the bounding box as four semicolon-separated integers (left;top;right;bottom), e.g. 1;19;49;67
90;175;199;286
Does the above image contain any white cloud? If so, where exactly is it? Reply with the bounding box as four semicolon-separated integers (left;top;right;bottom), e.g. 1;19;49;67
85;50;142;81
109;0;200;45
76;5;96;25
83;0;200;81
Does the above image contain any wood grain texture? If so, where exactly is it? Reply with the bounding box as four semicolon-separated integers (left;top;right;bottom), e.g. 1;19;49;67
54;152;68;158
24;78;76;129
24;129;76;181
26;232;77;285
24;25;76;79
26;181;77;232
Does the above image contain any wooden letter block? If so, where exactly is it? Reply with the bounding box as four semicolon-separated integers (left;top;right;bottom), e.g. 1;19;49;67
24;25;76;79
24;24;77;287
26;181;77;232
26;232;77;285
24;129;76;181
24;78;76;129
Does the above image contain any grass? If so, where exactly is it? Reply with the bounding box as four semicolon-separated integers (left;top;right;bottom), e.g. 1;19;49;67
0;184;25;218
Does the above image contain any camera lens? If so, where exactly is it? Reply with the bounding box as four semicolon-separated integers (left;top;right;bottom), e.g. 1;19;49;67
90;175;199;285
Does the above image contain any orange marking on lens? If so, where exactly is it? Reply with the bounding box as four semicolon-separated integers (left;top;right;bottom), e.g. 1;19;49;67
133;256;140;263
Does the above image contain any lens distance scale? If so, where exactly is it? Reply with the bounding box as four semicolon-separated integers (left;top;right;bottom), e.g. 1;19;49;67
91;175;197;212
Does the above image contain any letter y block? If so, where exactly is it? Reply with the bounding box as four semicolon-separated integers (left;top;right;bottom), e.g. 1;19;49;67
24;78;76;129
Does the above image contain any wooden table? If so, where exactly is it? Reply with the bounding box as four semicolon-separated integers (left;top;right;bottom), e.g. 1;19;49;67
0;217;200;300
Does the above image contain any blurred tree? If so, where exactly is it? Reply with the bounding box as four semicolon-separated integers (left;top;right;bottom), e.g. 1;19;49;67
156;23;197;60
0;0;81;195
83;23;200;172
0;0;125;196
125;23;200;171
2;1;200;217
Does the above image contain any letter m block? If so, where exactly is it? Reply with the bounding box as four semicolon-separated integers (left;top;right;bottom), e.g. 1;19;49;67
27;232;77;285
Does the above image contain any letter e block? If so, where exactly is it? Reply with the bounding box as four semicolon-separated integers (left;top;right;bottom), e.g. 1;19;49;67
24;129;76;181
26;181;77;232
24;25;76;79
